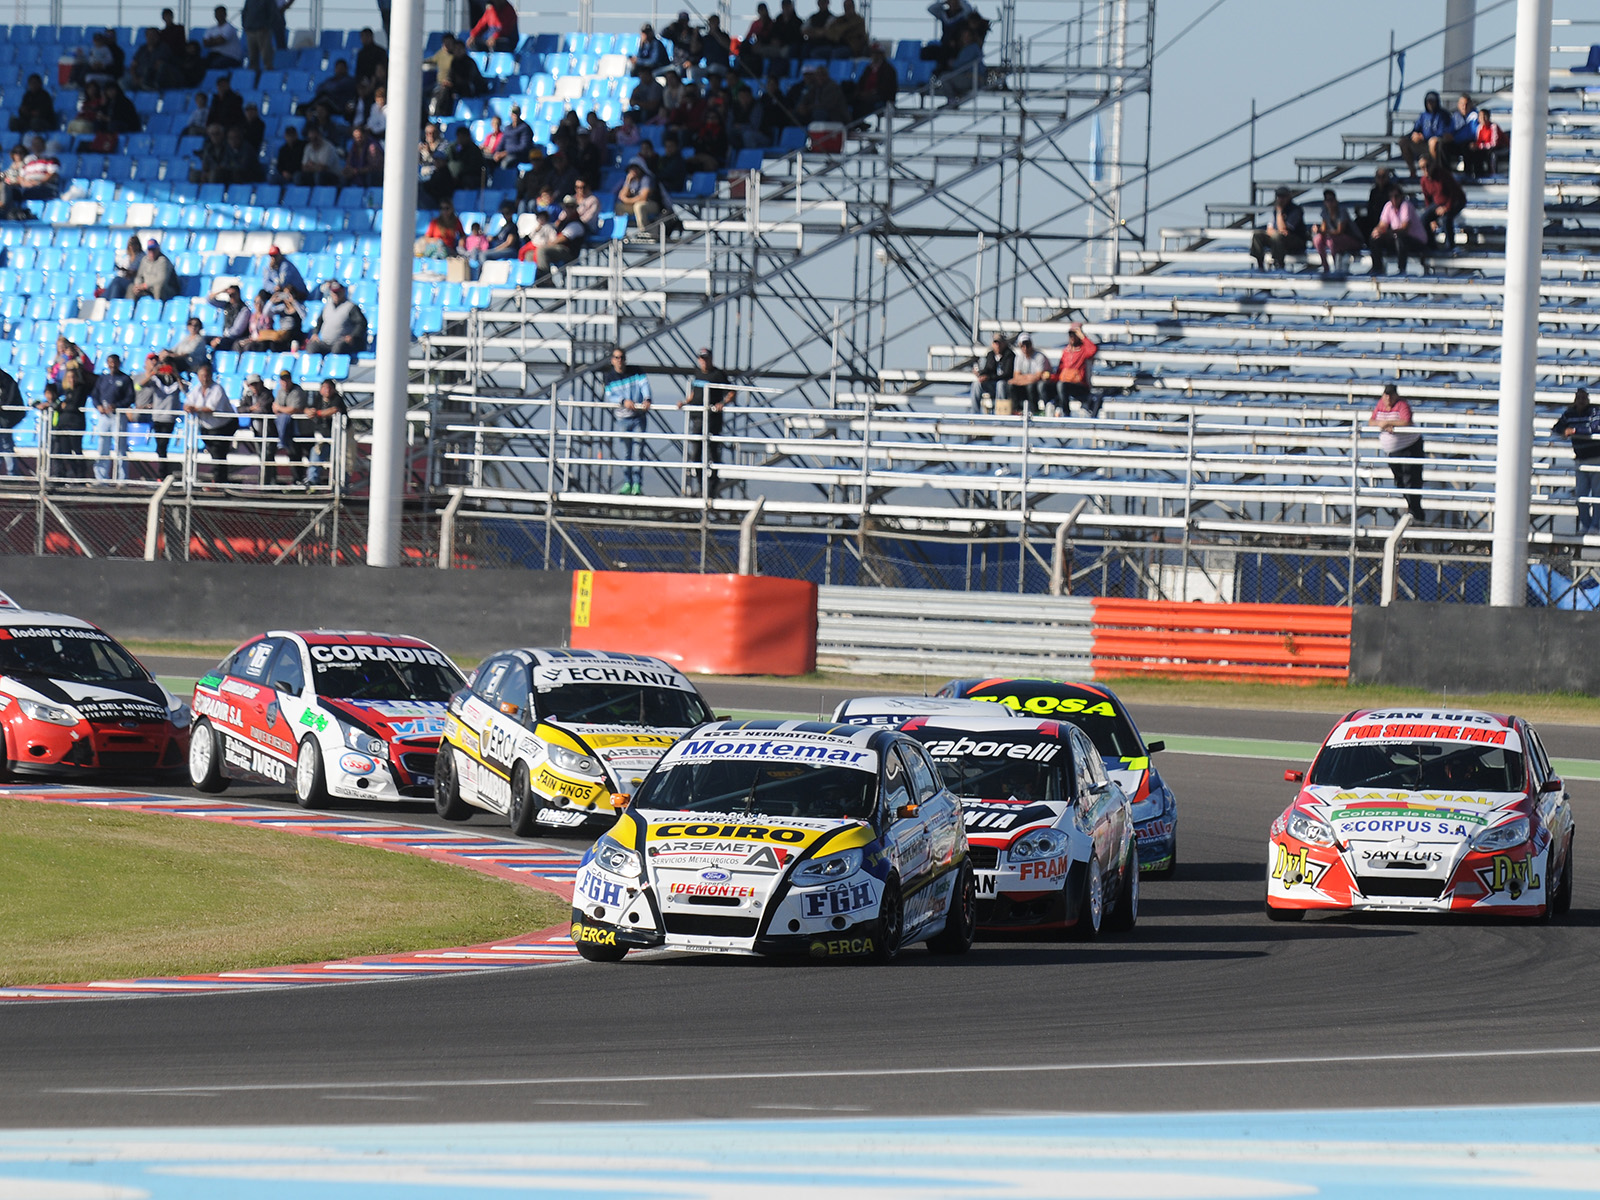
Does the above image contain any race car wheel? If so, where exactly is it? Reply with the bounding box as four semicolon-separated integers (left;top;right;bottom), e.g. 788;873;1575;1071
926;862;976;955
434;745;472;821
1069;856;1104;941
294;736;331;810
507;762;543;837
867;878;904;963
1104;842;1139;933
1554;834;1575;917
187;718;229;794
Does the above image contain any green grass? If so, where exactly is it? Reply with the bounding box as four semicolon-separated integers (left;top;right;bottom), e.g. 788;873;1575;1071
0;798;567;986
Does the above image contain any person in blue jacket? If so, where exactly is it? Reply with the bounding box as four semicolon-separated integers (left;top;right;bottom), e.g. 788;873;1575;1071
1400;90;1451;177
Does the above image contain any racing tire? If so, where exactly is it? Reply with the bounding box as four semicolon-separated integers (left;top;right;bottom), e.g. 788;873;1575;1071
926;862;976;955
1069;856;1105;941
507;762;544;838
1554;834;1575;917
433;745;472;821
0;725;10;783
1104;841;1139;933
294;736;331;810
575;938;628;963
866;877;904;964
187;718;230;794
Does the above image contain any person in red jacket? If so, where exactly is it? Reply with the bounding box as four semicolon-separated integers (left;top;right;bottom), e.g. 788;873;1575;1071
467;0;518;52
1055;323;1099;417
1466;107;1507;177
1418;154;1467;253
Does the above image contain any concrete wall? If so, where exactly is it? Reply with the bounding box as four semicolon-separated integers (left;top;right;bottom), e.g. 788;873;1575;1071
0;559;574;656
1352;603;1600;695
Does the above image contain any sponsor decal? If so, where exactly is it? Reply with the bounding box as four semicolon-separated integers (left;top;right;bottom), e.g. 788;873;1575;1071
1478;854;1540;899
1361;848;1443;863
475;765;512;810
570;922;618;946
1017;854;1072;883
224;736;288;785
672;738;871;767
1136;819;1175;839
922;737;1061;762
536;808;589;827
700;869;731;882
743;845;788;871
484;722;522;768
576;868;624;907
298;708;330;734
669;882;758;898
340;753;377;776
1337;818;1475;837
389;718;447;738
1272;842;1326;889
1330;721;1513;748
535;765;606;803
308;644;454;667
963;804;1058;832
446;718;481;755
969;693;1117;717
535;663;692;690
649;822;813;843
2;625;114;642
193;692;243;727
802;880;874;917
76;699;167;723
587;733;677;748
251;728;293;754
645;841;792;872
974;870;997;897
808;936;875;958
220;678;261;700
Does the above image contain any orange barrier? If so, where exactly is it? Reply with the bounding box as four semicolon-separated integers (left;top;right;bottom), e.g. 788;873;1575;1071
1091;599;1353;683
570;570;818;676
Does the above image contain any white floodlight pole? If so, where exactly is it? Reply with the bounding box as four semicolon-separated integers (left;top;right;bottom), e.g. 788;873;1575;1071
366;0;425;568
1442;0;1477;95
1489;0;1552;607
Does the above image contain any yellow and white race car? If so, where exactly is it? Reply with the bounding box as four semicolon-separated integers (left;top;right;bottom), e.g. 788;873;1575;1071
434;649;715;836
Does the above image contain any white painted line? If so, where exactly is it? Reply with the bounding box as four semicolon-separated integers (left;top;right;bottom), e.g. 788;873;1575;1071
51;1044;1600;1095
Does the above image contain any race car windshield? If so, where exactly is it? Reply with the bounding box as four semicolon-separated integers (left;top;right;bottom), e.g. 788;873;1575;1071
933;756;1063;803
312;657;462;702
963;691;1145;758
634;760;875;821
0;628;148;684
540;683;711;728
1309;742;1524;793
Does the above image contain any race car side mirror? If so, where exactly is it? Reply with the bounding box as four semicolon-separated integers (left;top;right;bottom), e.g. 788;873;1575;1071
1541;777;1563;794
611;791;630;809
499;701;520;717
1146;740;1165;754
896;803;919;819
1284;769;1304;783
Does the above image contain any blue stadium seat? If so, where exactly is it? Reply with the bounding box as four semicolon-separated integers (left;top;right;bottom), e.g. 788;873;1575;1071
532;33;559;55
133;296;163;323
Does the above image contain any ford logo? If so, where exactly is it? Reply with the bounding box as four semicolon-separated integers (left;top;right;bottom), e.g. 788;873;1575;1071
700;869;731;883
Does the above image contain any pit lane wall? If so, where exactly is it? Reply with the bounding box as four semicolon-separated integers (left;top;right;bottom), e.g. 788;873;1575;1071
0;559;574;656
1350;602;1600;694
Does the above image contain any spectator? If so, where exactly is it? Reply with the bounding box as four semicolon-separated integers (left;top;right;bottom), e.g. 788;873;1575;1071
308;58;358;118
0;146;25;214
343;124;383;187
179;41;207;88
354;27;384;83
168;316;212;372
631;23;670;75
0;366;24;476
208;75;245;131
737;3;776;72
657;132;688;193
497;105;532;166
271;368;308;482
417;199;464;256
428;35;485;119
192;122;228;181
47;336;92;386
936;25;984;103
1467;107;1506;177
417;120;447;191
304;379;347;485
261;244;307;301
462;221;491;265
235;288;274;348
223;124;261;182
127;239;179;303
479;115;505;162
297;125;343;185
238;101;265;149
467;0;518;52
699;15;733;71
631;70;665;122
199;5;245;69
105;234;143;300
208;282;251;350
604;346;652;494
1055;322;1099;417
158;8;187;54
1368;183;1427;275
1009;334;1055;416
128;27;180;91
1312;188;1362;275
661;10;696;60
305;281;368;355
90;352;133;482
181;90;210;136
1372;383;1424;523
18;137;61;198
134;355;183;473
274;123;305;181
1399;90;1450;177
818;0;869;57
11;75;58;134
1444;92;1477;164
1356;166;1392;242
69;81;107;136
483;201;521;259
518;209;557;261
1249;187;1306;271
766;0;806;64
36;377;86;477
970;334;1012;414
81;30;125;87
184;362;236;483
435;123;485;200
1554;387;1600;536
237;372;274;449
1418;154;1466;253
616;163;660;227
534;201;586;281
241;0;277;70
102;82;141;134
853;43;898;121
927;0;976;68
573;178;600;231
676;347;734;498
355;83;386;136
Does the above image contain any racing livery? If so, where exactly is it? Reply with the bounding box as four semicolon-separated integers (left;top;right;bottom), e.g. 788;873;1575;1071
0;596;189;778
435;649;714;836
568;720;976;962
1265;708;1576;920
937;678;1178;875
188;630;466;808
831;695;1019;726
900;715;1138;937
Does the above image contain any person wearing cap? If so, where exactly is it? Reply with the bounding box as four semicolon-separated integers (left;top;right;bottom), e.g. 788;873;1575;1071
237;373;274;466
271;369;309;483
971;333;1012;415
1055;322;1099;417
305;379;348;486
1555;387;1600;536
676;347;734;498
184;362;237;484
126;239;178;303
208;282;251;351
1009;334;1055;417
1371;383;1424;523
661;11;696;61
603;346;652;495
305;281;369;356
90;353;134;483
133;353;183;474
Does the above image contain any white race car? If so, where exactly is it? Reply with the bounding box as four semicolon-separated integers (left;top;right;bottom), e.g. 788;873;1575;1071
831;695;1020;726
188;629;466;807
569;719;976;962
435;649;714;836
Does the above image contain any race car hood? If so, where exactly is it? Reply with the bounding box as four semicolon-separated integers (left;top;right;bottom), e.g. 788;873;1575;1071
1;674;172;723
318;698;449;742
1297;784;1530;861
1107;755;1157;814
547;721;686;794
962;798;1068;841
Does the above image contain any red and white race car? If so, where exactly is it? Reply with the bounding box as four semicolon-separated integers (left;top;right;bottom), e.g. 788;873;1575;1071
0;595;189;779
188;630;466;807
1266;707;1576;920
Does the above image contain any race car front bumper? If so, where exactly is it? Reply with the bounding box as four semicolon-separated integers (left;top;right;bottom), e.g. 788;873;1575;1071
1134;816;1176;872
1265;835;1549;917
6;715;187;777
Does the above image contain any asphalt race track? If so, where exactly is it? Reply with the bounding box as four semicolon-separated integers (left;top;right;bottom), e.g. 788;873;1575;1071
1;695;1598;1130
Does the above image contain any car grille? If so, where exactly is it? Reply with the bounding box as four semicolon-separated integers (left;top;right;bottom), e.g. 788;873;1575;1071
663;914;760;939
400;753;437;777
967;844;999;870
1355;876;1443;900
96;751;163;771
